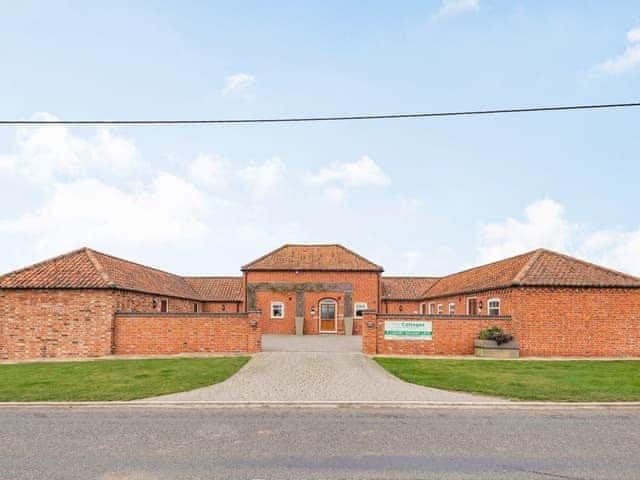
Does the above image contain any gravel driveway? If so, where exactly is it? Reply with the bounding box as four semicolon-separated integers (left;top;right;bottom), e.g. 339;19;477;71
148;335;506;402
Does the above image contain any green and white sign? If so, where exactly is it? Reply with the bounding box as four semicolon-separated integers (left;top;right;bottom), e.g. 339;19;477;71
384;321;432;340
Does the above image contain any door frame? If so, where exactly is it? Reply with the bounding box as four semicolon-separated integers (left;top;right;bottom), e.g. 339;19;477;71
318;298;338;333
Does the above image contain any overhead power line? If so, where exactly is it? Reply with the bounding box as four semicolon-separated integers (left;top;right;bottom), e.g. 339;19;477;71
1;102;639;126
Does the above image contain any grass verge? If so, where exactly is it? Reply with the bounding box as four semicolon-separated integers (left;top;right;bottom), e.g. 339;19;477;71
0;356;249;401
375;358;640;401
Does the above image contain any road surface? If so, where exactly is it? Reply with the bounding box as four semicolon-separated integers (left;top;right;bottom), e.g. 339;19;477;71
1;407;638;479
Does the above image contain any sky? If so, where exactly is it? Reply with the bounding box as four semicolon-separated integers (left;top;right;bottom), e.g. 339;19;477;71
0;0;639;277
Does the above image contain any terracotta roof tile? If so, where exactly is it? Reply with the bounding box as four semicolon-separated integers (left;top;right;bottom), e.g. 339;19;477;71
0;248;202;300
518;249;640;287
382;277;439;299
88;250;202;299
424;249;640;298
0;248;111;289
242;244;383;271
184;277;244;301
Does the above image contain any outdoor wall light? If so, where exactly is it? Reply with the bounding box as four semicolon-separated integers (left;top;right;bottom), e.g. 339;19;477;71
399;305;404;312
221;304;226;311
152;299;157;308
310;305;315;314
478;301;483;311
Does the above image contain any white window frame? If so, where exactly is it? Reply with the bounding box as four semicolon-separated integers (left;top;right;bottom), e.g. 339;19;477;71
193;302;201;313
271;301;285;319
419;303;426;315
437;304;443;315
487;298;501;316
159;298;169;313
428;303;436;314
448;303;456;315
353;302;368;319
466;297;478;315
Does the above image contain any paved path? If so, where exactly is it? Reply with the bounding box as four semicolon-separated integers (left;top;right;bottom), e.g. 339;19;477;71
2;407;638;479
150;335;504;402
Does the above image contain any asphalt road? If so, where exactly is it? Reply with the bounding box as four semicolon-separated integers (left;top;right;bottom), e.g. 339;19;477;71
1;407;639;480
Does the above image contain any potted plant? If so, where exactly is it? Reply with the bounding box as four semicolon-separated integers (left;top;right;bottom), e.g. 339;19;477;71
474;326;519;358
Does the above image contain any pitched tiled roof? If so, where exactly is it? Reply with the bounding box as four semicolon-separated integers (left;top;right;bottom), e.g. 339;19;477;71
242;244;383;271
0;248;203;300
184;277;244;301
382;277;439;300
423;249;640;298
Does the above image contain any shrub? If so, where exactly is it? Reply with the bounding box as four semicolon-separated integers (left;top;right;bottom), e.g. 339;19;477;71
478;326;514;345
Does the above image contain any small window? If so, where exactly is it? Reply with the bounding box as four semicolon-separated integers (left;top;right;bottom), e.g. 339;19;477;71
437;304;443;315
428;303;436;314
419;303;426;315
354;302;368;319
193;303;200;313
271;301;285;319
488;298;501;316
160;298;169;313
448;303;456;315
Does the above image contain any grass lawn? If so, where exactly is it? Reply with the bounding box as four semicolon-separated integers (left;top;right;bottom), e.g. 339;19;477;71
0;356;250;401
375;358;640;402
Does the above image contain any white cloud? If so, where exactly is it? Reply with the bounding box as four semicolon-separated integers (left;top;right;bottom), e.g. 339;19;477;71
595;27;640;75
238;157;287;195
305;155;391;188
478;198;640;276
222;73;256;97
188;154;231;189
436;0;479;18
478;198;574;263
0;112;140;183
0;173;209;254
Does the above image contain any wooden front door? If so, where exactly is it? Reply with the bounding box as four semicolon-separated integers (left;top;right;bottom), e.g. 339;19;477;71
319;300;337;333
467;298;478;315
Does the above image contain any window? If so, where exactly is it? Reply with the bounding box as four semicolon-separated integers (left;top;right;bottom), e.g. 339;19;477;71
448;303;456;315
428;303;436;314
271;301;285;319
488;298;501;316
437;304;443;315
193;303;200;313
160;298;169;313
354;302;368;319
419;303;426;315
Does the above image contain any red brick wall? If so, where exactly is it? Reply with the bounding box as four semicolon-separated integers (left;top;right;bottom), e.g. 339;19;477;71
423;288;514;316
113;291;200;313
362;312;512;355
0;289;114;359
512;287;640;357
202;301;242;313
113;311;262;355
381;300;423;314
245;270;379;335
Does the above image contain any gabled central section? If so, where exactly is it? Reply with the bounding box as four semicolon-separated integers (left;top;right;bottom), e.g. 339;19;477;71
243;244;382;335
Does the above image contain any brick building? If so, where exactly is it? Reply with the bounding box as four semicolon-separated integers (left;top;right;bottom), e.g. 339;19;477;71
1;244;639;359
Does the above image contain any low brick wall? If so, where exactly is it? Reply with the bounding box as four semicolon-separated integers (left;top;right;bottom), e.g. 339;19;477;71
113;311;262;355
362;312;512;355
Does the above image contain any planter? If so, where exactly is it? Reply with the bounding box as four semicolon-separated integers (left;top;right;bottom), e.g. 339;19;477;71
474;339;520;358
344;316;354;336
295;316;304;336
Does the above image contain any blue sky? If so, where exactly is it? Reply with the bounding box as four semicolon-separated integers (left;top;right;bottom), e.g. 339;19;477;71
1;0;639;276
